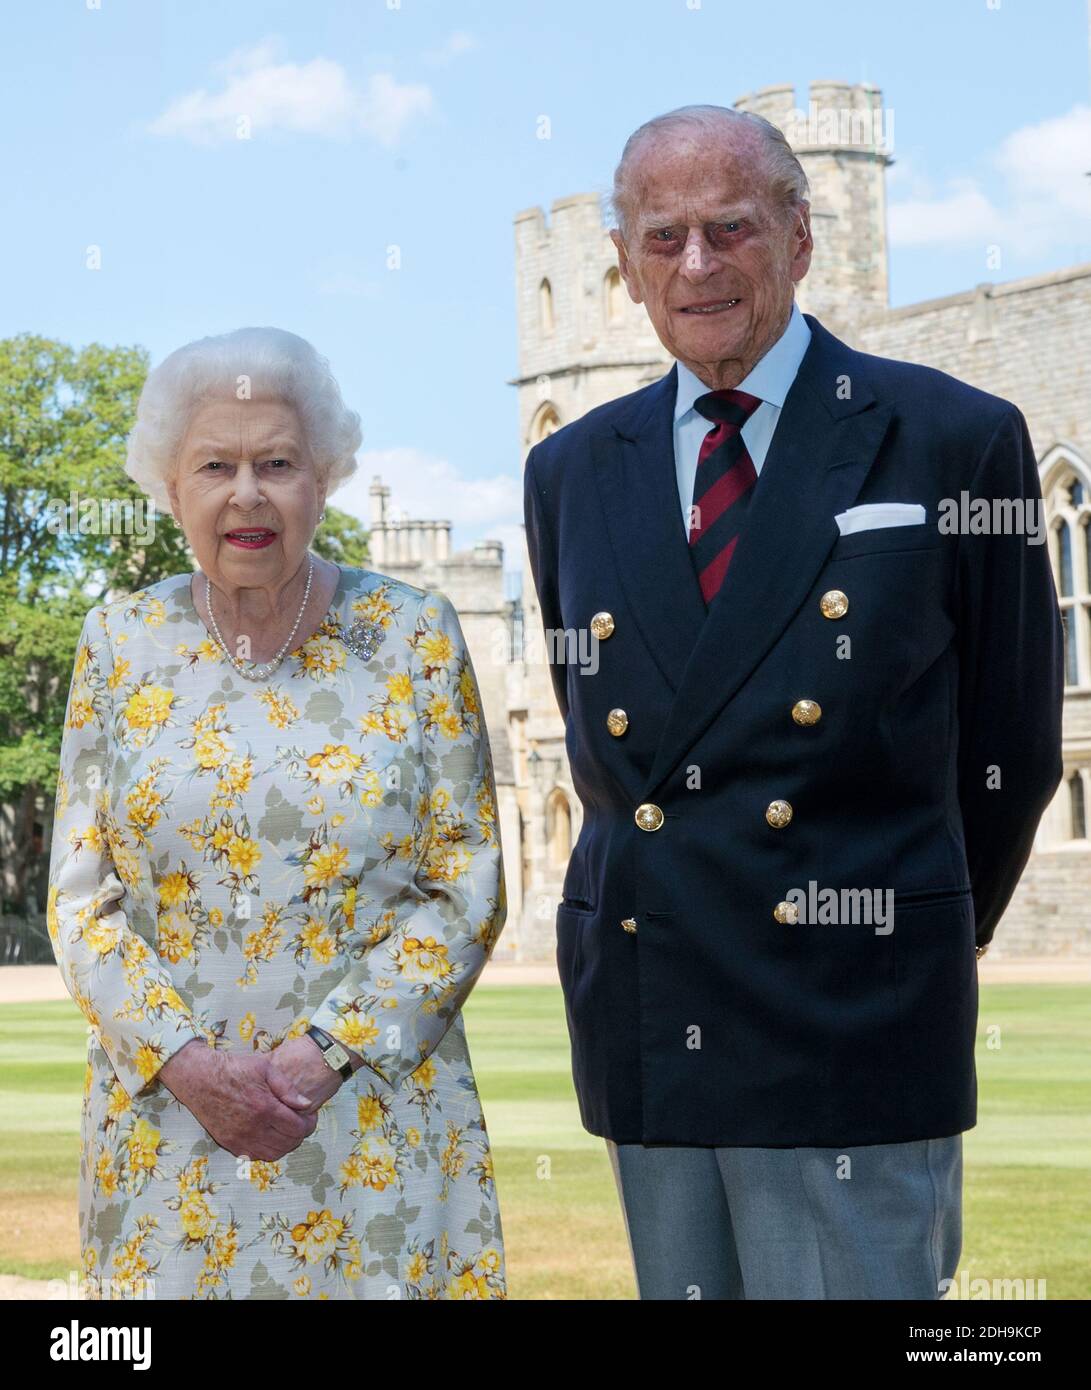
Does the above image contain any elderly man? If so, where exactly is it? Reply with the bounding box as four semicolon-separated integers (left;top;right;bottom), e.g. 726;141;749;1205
522;105;1064;1300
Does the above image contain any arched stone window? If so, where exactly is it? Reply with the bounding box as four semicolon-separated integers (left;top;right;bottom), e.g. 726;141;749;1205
530;402;561;444
1069;770;1087;840
546;788;572;868
1042;445;1091;689
604;266;625;324
539;278;554;336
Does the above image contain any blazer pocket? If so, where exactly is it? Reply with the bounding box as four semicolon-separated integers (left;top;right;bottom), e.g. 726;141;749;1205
555;903;588;992
893;885;973;909
828;524;946;561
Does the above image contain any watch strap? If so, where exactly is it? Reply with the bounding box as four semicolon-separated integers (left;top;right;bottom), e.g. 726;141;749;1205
306;1025;354;1080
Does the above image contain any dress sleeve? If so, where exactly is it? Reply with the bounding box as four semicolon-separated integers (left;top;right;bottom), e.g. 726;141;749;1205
46;606;205;1098
308;589;507;1090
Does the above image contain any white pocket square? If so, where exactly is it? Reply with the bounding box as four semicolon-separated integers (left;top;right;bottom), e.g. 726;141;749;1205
834;503;927;536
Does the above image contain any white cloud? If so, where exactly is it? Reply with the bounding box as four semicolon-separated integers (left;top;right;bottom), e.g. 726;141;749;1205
148;38;432;147
329;447;524;571
888;180;999;248
422;31;479;67
887;103;1091;256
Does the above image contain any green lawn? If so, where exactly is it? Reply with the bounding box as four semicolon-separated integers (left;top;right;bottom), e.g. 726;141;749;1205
1;984;1088;1298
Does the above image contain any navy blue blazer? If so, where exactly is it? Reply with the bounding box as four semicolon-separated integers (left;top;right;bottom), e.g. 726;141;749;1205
523;311;1064;1147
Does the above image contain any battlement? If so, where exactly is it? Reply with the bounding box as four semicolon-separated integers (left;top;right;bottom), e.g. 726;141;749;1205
735;80;892;156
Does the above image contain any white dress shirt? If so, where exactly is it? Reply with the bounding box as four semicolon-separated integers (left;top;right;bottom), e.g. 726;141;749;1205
672;300;812;531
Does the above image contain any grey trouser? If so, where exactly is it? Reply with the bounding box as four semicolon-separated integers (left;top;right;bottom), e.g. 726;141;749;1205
606;1134;962;1299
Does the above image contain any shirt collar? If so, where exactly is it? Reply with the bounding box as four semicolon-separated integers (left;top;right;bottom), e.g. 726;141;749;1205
673;300;812;423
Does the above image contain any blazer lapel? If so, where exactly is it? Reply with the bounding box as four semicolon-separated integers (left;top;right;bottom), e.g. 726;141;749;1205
592;364;709;693
640;315;895;796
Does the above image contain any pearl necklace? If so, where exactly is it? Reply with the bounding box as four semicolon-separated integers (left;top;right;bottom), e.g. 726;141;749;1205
204;556;315;681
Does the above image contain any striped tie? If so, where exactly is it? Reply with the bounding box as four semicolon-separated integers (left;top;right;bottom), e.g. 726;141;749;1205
688;388;763;605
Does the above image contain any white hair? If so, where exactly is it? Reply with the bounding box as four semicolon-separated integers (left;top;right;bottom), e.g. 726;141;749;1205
610;104;810;242
125;326;362;512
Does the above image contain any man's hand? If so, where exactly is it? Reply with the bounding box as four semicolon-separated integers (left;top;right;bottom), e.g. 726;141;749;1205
266;1035;356;1115
158;1040;319;1161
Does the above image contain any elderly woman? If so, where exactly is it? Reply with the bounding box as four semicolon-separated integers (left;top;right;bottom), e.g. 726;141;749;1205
47;326;507;1300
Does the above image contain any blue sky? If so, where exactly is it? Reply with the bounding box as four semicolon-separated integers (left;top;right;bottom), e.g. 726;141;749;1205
3;0;1089;580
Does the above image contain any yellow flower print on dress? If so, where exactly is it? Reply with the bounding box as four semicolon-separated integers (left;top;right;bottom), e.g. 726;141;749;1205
106;655;131;692
116;1115;171;1196
162;1157;245;1299
174;637;225;670
350;582;406;632
94;1145;120;1199
262;1207;360;1282
293;626;348;681
304;743;362;786
119;681;183;751
290;915;340;966
246;1160;282;1192
177;809;263;909
106;1213;161;1300
178;705;252;811
255;686;301;728
117;591;167;630
49;575;506;1298
446;1245;505;1300
274;741;386;808
236;906;287;988
124;758;172;848
416;625;455;677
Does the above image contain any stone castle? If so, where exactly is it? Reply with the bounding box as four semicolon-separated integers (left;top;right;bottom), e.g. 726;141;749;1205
370;80;1091;959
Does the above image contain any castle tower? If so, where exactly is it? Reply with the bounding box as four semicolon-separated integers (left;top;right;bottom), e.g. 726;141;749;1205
512;192;671;453
734;80;892;339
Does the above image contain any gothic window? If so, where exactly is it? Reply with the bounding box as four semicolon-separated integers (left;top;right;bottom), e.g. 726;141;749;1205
1043;452;1091;689
546;788;572;867
1056;522;1073;596
539;278;554;336
530;403;561;444
604;266;624;324
1070;771;1087;840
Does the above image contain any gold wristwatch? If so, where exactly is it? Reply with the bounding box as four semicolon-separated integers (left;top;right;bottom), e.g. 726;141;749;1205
306;1025;353;1080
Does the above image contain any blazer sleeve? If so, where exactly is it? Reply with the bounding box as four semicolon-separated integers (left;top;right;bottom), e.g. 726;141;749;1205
954;405;1065;951
46;607;205;1098
523;443;570;723
308;590;506;1089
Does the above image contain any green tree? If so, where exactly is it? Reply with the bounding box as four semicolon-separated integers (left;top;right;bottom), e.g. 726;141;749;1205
0;333;172;913
312;505;370;570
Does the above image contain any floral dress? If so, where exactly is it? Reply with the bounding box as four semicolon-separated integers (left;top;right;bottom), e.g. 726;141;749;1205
46;566;507;1299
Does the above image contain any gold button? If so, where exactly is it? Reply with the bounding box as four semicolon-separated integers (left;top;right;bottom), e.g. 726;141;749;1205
791;699;822;726
765;799;793;828
635;802;664;831
621;917;637;934
606;708;629;736
975;943;988;960
590;611;615;640
820;589;849;619
773;900;800;924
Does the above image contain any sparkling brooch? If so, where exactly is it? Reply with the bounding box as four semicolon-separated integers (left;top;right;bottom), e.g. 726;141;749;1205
343;618;385;661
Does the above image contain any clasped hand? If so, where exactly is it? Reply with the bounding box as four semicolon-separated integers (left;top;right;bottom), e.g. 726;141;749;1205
158;1035;348;1162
